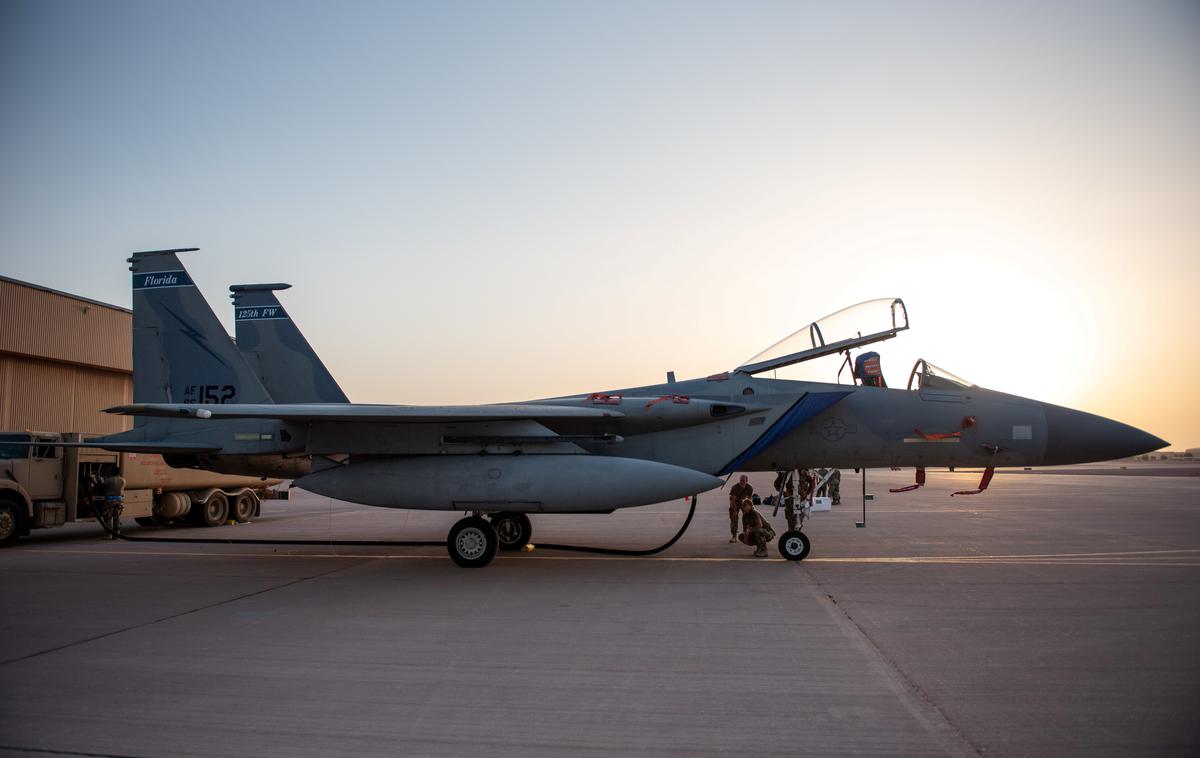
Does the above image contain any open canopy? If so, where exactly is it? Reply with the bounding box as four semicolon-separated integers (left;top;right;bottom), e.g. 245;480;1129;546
736;298;909;376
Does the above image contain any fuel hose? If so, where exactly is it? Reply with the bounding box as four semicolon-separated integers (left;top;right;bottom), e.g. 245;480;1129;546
89;495;700;557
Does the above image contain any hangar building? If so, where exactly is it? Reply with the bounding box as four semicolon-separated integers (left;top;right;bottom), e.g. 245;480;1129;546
0;275;133;435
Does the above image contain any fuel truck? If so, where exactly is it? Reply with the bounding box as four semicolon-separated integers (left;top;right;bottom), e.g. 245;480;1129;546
0;431;284;546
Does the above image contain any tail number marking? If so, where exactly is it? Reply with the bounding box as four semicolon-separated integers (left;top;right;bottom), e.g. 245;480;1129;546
183;385;237;404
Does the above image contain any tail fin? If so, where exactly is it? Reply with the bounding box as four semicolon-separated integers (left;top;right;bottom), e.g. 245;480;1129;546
130;248;273;404
230;283;350;403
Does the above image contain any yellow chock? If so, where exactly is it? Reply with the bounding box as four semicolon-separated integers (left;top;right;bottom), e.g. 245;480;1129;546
520;544;535;552
225;519;237;526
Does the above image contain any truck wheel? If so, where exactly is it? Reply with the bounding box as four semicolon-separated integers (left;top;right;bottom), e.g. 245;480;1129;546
0;497;22;547
491;512;532;551
230;492;257;523
189;492;229;527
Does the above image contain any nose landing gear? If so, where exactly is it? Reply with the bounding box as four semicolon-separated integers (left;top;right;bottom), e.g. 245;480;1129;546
777;530;811;561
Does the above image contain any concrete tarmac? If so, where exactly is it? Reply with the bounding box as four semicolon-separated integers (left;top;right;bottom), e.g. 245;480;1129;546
1;468;1197;757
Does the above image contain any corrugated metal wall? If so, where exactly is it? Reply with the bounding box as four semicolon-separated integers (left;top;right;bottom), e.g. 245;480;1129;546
0;356;132;434
5;358;75;431
72;366;133;433
0;278;133;435
0;278;131;372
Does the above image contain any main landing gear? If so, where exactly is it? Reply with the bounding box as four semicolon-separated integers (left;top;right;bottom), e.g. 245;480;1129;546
447;516;499;568
490;512;533;551
447;512;534;567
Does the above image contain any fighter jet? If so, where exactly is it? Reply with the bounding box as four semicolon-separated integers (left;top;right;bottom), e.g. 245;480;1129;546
92;248;1167;567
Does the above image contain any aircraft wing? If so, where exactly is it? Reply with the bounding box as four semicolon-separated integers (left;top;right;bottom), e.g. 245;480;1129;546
104;403;626;422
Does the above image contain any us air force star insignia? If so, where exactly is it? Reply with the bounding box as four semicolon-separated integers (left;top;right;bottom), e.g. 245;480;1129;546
813;417;856;442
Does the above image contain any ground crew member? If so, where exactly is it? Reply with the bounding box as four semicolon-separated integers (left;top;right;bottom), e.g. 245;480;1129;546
728;474;753;543
737;498;774;558
788;469;817;531
94;472;126;539
828;468;841;505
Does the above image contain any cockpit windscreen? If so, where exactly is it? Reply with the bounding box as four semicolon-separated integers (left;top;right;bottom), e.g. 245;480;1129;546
909;359;974;390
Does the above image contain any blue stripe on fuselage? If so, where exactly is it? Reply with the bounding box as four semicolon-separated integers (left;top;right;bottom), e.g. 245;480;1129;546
718;390;851;475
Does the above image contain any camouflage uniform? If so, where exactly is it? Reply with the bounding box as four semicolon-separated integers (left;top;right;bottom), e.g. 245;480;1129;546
728;480;753;538
828;468;841;505
785;469;816;532
738;506;774;557
97;474;126;539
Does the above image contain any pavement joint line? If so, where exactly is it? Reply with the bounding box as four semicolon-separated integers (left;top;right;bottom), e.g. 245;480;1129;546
803;569;983;758
0;561;355;668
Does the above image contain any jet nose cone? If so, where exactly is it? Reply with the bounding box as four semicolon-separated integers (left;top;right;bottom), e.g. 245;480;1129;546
1041;403;1168;466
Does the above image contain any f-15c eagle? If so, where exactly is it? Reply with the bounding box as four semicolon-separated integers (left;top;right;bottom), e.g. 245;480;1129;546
87;249;1167;567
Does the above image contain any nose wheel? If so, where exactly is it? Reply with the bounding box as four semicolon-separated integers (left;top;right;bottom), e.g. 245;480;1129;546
448;516;499;568
777;530;811;561
490;512;532;551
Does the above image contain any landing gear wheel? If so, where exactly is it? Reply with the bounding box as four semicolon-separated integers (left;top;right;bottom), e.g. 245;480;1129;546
491;512;532;551
448;516;498;568
189;492;229;528
231;492;257;523
777;530;811;561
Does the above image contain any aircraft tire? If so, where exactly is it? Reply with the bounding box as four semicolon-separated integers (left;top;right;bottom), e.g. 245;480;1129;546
190;492;229;528
491;512;532;551
231;492;257;523
448;516;498;568
777;530;811;561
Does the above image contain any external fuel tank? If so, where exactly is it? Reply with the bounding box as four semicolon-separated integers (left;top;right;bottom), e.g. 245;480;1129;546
294;454;723;512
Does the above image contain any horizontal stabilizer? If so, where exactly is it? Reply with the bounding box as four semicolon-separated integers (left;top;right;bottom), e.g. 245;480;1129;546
105;403;627;423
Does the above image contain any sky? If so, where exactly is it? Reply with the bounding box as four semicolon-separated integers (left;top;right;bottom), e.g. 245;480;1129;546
1;1;1197;449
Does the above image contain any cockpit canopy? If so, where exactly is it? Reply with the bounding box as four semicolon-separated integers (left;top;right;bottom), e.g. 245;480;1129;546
907;359;974;391
736;298;908;376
